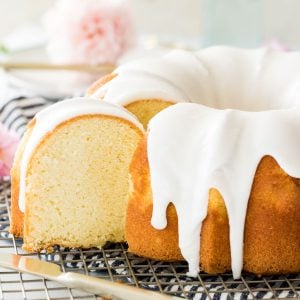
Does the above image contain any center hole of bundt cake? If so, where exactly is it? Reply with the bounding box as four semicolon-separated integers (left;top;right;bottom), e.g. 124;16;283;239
196;84;300;112
198;96;298;112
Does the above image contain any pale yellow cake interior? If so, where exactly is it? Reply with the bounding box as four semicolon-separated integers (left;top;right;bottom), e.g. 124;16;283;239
124;100;174;128
23;115;143;251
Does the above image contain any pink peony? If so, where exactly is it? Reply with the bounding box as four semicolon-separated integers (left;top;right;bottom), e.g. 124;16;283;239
0;124;19;177
43;0;136;65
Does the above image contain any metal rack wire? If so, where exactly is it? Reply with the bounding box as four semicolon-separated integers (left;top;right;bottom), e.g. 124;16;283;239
0;179;299;300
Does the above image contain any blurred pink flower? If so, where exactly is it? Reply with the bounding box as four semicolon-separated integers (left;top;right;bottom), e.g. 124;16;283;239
0;124;19;177
43;0;135;65
265;39;290;52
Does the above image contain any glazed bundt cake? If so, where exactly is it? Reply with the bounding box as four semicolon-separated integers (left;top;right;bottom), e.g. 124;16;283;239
11;47;300;279
10;98;144;251
87;46;300;278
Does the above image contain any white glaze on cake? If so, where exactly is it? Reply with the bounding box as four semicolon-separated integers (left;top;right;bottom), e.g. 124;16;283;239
148;103;300;279
19;97;144;212
91;46;300;278
91;48;213;105
90;46;300;111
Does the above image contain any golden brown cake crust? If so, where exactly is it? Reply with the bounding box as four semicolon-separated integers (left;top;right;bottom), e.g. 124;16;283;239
126;137;300;275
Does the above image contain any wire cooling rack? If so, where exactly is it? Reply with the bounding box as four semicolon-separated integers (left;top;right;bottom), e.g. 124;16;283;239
0;180;299;300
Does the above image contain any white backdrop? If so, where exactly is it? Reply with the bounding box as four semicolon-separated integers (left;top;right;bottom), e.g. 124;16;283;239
0;0;300;48
0;0;201;40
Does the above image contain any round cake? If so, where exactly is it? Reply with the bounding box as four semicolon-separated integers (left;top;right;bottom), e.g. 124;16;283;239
10;47;300;279
88;46;300;278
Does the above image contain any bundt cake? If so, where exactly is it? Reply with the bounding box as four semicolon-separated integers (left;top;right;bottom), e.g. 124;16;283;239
10;98;144;251
87;46;300;278
11;47;300;280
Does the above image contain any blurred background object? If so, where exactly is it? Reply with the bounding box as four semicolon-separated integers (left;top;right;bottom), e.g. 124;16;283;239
43;0;135;65
0;0;299;99
202;0;300;48
1;0;300;49
202;0;263;47
0;123;19;177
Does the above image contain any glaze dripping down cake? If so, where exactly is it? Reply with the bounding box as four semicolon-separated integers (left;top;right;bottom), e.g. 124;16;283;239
11;47;300;279
126;103;300;278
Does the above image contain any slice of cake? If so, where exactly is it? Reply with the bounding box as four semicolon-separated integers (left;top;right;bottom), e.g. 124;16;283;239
10;97;144;252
